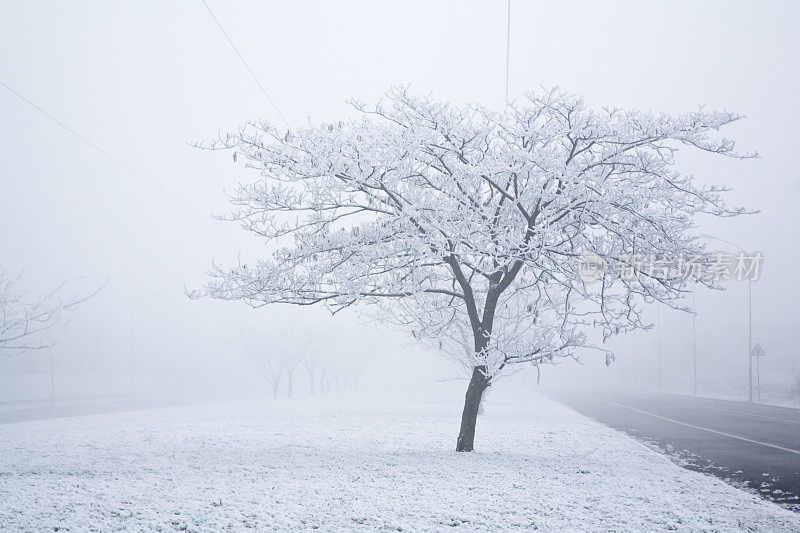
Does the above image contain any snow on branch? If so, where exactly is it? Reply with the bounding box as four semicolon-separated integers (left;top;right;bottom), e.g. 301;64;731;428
0;270;105;355
194;87;753;380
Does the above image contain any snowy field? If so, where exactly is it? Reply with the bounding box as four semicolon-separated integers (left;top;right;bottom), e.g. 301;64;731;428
1;386;798;532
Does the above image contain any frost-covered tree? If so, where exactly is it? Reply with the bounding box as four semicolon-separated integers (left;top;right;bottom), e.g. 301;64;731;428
196;88;751;451
0;269;102;356
238;326;313;398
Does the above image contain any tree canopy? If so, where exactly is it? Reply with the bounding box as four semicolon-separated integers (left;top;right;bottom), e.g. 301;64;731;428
198;87;751;378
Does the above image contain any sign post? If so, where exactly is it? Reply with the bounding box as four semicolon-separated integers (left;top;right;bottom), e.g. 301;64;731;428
750;343;765;402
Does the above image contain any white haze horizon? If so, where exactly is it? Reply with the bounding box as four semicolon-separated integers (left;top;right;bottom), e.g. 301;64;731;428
2;0;799;403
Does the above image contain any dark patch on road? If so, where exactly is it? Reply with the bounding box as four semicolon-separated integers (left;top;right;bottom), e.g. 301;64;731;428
549;390;800;512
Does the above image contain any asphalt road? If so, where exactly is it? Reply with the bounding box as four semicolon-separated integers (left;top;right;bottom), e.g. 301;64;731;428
550;390;800;509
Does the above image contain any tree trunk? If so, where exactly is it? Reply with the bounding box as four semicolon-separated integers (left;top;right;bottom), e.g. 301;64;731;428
287;371;293;398
456;365;488;452
307;368;315;394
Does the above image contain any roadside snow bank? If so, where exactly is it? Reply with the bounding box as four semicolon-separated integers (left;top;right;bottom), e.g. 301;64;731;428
1;387;797;531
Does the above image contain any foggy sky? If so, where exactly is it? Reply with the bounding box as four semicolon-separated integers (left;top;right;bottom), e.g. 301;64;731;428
1;1;798;395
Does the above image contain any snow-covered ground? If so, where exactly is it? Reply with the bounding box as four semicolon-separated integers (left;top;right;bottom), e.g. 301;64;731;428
1;385;797;531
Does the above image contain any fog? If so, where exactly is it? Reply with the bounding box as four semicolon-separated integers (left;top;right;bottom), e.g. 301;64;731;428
2;0;799;405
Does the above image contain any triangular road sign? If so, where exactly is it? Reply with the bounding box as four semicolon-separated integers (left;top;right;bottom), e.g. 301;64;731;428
750;342;765;357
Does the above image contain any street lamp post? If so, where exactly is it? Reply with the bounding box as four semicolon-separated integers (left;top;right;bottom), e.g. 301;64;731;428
701;234;753;402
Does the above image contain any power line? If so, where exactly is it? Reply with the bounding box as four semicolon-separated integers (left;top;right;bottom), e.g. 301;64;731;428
505;0;511;104
200;0;290;129
0;79;209;220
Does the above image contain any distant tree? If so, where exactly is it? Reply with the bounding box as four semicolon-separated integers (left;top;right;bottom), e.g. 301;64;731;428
0;269;102;356
238;330;285;399
284;346;306;398
319;360;330;394
197;88;751;451
303;352;319;395
311;354;360;393
238;326;313;398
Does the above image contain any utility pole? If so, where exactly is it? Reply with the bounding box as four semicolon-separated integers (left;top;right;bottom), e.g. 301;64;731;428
633;334;638;388
504;0;511;104
657;305;662;393
130;302;135;396
701;235;753;402
129;291;164;397
748;275;754;402
49;349;55;407
692;287;697;395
